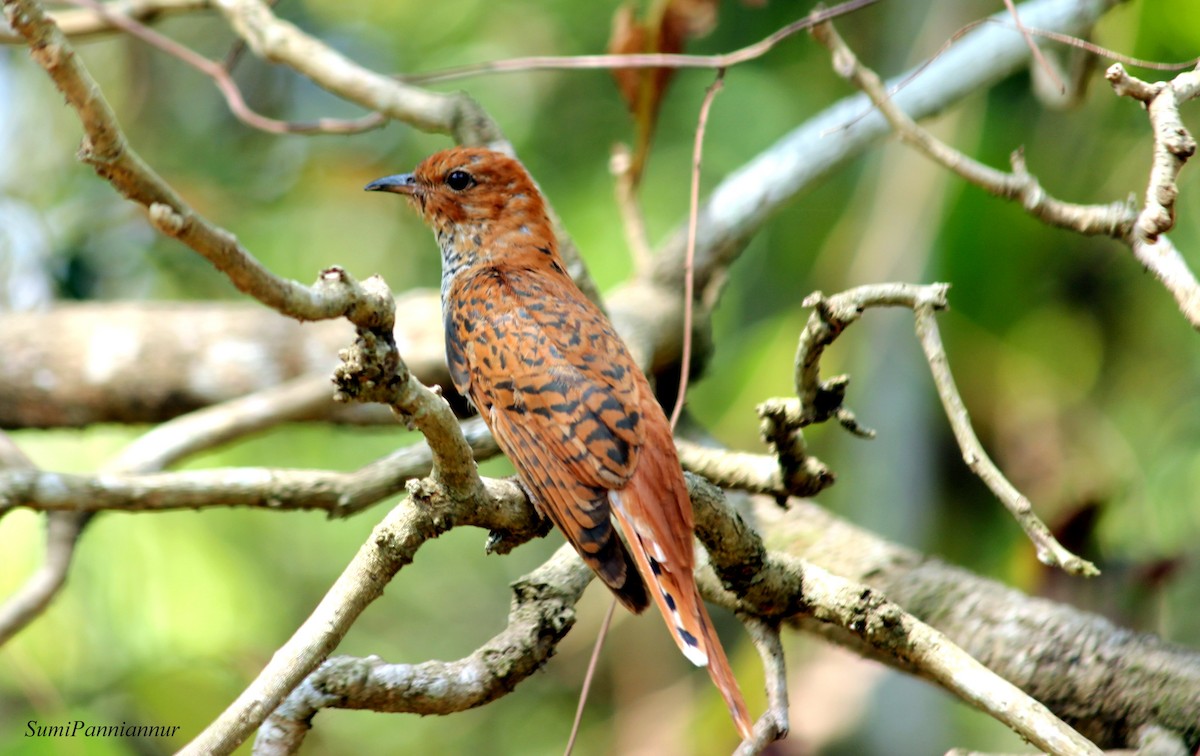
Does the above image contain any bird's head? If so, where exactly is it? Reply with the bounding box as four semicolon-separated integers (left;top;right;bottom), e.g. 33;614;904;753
366;148;555;267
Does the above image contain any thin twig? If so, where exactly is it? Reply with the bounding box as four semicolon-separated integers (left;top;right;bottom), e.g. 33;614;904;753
569;71;726;746
647;0;1118;302
911;299;1098;576
2;1;397;323
209;0;603;307
211;0;504;145
1002;0;1065;94
1004;23;1198;72
0;0;208;43
735;617;789;756
395;2;1195;93
0;511;87;646
400;0;881;85
786;283;1097;576
220;0;279;71
63;0;385;135
563;597;616;756
812;20;1200;331
811;20;1132;236
610;144;654;274
571;73;724;745
792;283;945;432
669;69;724;430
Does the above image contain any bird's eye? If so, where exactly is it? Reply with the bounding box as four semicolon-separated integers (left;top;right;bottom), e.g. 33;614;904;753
445;170;474;191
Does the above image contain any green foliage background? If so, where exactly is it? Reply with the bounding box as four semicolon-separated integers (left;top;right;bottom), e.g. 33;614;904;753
1;1;1198;753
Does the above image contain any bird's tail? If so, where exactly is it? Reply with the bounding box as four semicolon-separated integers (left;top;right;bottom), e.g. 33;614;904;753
610;461;754;741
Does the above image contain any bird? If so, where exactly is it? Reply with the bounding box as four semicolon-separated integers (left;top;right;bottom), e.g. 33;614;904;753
366;147;754;740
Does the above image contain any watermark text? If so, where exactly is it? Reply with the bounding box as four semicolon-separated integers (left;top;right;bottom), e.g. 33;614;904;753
26;720;181;738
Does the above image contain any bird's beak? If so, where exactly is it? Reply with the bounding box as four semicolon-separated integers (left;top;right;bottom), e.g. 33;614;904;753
364;173;417;195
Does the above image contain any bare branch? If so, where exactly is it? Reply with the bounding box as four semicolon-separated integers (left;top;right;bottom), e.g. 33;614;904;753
1003;0;1065;95
0;366;349;643
0;439;510;520
64;0;385;135
1;0;391;322
1001;24;1197;73
669;69;725;432
911;297;1098;576
0;297;450;429
1107;63;1200;325
254;543;591;755
813;20;1200;330
790;284;948;432
208;0;607;306
761;499;1200;749
178;465;545;755
795;560;1102;755
0;508;86;646
211;0;503;146
109;374;334;473
0;365;414;645
399;0;881;85
330;276;483;499
786;282;1096;575
181;265;529;754
810;20;1132;236
687;479;1102;756
179;497;438;756
676;438;834;500
226;470;1106;756
0;0;206;42
648;0;1119;298
736;617;790;756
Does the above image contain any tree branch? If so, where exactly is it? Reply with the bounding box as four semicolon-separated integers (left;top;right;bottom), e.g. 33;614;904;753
177;461;548;755
0;508;86;646
0;436;508;520
911;296;1097;575
647;0;1120;297
3;0;401;323
65;0;386;135
676;438;835;500
253;543;591;755
210;0;503;147
0;363;398;644
812;19;1200;330
692;476;1100;756
242;469;1103;756
0;297;449;428
759;499;1200;749
736;617;790;756
2;416;1188;748
781;283;1096;575
0;0;207;43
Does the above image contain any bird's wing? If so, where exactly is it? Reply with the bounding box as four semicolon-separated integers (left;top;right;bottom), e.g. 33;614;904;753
447;264;650;610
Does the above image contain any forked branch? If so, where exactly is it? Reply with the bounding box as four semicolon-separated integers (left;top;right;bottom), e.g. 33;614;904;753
813;20;1200;330
780;283;1097;575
